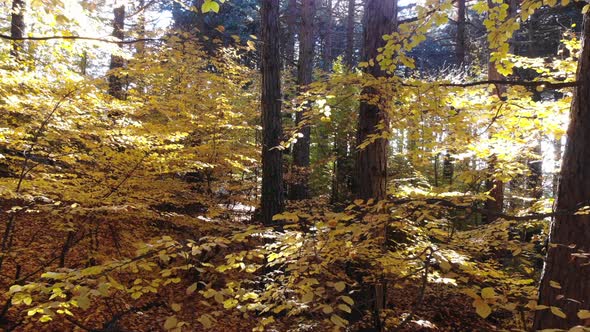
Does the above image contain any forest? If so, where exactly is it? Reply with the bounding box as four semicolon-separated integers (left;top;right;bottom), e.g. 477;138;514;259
0;0;589;331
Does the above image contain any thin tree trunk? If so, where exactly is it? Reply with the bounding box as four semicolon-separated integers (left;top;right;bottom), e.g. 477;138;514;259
528;140;543;200
10;0;25;60
345;0;355;68
108;5;126;99
456;0;466;65
356;0;397;201
534;11;590;330
260;0;285;225
289;0;316;200
323;0;333;71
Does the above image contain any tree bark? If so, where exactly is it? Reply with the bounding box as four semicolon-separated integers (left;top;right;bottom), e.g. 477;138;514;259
534;11;590;330
10;0;25;60
289;0;316;200
260;0;285;225
455;0;466;65
322;0;333;71
284;0;298;68
345;0;355;68
356;0;397;201
108;5;126;100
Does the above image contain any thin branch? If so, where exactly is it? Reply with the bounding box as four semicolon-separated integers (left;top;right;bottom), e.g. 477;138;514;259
389;197;587;221
434;79;579;89
102;151;149;199
0;34;162;44
393;248;433;331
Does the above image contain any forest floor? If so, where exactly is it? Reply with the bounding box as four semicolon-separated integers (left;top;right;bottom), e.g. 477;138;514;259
0;194;518;332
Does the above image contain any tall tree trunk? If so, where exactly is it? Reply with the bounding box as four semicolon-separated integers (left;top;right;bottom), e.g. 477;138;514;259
10;0;25;60
534;11;590;330
456;0;466;65
108;5;126;99
260;0;285;225
284;0;298;68
345;0;355;68
135;0;146;55
483;0;511;222
356;0;397;201
323;0;333;71
289;0;316;200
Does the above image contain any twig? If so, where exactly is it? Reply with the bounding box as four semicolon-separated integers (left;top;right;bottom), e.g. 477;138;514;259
102;151;149;199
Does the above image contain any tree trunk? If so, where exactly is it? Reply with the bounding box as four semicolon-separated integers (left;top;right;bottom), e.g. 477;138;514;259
456;0;466;65
289;0;315;200
345;0;355;68
260;0;285;225
108;5;126;99
528;140;543;200
356;0;397;201
552;135;562;198
284;0;298;68
323;0;333;71
10;0;25;60
533;11;590;330
483;0;509;222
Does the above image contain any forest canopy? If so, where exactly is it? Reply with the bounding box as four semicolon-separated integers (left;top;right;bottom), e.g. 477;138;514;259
0;0;590;331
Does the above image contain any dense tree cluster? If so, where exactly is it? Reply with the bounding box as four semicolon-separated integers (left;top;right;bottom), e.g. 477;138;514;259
0;0;589;331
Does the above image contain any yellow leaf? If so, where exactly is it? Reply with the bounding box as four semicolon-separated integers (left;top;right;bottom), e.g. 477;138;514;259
481;287;495;299
550;306;567;319
171;303;181;312
330;314;348;328
333;281;346;292
577;309;590;320
474;299;492;318
186;283;197;295
198;314;213;328
549;281;561;289
164;316;178;330
302;291;314;303
338;304;351;313
341;296;354;305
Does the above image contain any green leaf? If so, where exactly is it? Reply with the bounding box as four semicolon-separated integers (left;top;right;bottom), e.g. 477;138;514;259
201;0;220;13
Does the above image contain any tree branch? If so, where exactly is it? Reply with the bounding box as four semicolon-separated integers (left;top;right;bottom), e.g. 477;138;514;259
434;79;579;89
0;34;162;44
